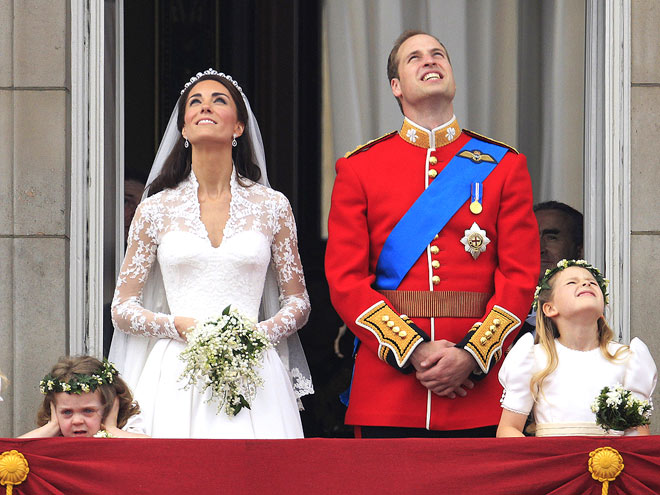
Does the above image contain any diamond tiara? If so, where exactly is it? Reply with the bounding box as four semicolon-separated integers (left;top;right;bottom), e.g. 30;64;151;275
180;68;244;97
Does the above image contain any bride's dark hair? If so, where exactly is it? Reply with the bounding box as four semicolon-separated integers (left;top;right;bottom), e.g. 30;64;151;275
147;74;262;197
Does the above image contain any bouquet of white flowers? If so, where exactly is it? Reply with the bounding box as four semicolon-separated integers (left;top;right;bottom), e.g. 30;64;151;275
591;384;652;433
179;306;271;416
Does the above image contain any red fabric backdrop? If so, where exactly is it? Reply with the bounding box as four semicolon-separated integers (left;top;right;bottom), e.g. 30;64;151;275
1;437;659;495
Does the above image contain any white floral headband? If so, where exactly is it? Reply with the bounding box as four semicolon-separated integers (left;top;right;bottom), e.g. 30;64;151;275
533;259;609;310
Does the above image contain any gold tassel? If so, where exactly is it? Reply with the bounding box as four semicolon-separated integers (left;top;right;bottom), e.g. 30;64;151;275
588;447;624;495
0;450;29;495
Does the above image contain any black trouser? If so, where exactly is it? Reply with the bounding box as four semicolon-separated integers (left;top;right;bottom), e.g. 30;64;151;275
356;424;497;438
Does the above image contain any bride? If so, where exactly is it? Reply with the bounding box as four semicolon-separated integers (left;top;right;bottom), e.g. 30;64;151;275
109;69;313;438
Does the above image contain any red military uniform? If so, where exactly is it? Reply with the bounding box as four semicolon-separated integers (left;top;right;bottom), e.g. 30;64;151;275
325;117;540;430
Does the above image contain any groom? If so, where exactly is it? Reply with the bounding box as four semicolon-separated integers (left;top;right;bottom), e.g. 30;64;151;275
325;30;539;437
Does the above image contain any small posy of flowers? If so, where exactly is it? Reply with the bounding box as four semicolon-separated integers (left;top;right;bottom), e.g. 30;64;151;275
591;384;652;432
93;429;114;438
179;305;271;417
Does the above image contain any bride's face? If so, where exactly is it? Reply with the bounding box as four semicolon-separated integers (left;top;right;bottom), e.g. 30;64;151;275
181;79;244;147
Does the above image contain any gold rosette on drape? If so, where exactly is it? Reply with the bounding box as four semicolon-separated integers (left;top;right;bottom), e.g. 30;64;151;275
588;447;624;495
0;450;29;494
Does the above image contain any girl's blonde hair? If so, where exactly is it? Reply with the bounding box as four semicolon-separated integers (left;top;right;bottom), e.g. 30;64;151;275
37;356;140;429
530;269;628;400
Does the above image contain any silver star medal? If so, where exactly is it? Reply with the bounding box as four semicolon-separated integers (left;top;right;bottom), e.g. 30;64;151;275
461;222;490;260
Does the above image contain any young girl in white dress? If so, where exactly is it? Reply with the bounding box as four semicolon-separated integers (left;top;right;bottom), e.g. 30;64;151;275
19;356;147;438
497;259;657;437
109;70;312;438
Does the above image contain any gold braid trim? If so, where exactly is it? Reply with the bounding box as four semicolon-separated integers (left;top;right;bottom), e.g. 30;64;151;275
462;305;520;374
356;301;426;368
344;131;397;158
462;129;519;154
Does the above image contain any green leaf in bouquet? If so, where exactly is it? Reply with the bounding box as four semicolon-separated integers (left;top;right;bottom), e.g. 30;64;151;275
222;305;231;316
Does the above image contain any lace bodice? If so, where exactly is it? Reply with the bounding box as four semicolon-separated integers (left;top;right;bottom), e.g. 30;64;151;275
111;170;310;344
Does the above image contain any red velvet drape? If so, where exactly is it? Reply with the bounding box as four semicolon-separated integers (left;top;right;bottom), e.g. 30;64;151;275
1;437;659;494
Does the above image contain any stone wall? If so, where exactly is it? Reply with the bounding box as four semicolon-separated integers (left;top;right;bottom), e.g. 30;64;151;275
0;0;69;437
630;0;660;435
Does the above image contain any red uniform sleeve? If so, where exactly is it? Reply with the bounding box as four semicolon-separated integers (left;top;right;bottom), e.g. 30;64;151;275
325;157;429;371
456;152;540;374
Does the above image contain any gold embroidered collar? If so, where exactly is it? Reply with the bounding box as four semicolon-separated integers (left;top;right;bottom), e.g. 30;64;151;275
399;116;461;149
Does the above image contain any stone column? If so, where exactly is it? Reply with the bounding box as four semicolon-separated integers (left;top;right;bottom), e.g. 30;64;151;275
0;0;69;437
631;0;660;435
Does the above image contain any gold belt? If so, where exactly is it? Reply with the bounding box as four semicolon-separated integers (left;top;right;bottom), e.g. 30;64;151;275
378;290;491;318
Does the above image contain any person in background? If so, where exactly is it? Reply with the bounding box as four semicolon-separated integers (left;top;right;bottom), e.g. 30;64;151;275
535;201;583;276
516;201;584;341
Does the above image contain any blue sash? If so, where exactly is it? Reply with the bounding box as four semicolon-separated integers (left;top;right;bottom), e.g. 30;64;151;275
374;138;508;290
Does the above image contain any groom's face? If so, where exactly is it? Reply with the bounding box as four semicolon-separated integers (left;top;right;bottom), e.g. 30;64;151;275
391;34;456;110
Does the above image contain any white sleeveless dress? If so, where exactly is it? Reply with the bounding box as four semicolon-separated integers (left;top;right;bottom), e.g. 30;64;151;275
110;170;311;438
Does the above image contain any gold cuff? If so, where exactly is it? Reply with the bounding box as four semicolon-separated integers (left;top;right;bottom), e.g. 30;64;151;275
356;301;426;368
462;305;520;373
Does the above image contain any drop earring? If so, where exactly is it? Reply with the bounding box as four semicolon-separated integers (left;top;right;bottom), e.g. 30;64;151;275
184;138;189;148
232;134;238;147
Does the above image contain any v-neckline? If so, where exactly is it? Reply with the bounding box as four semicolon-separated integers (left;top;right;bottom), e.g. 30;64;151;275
190;168;234;249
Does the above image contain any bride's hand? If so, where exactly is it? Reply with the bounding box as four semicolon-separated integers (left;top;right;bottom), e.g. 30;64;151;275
174;316;197;341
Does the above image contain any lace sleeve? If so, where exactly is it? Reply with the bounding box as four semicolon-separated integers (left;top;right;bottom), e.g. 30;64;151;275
111;201;179;340
256;196;311;343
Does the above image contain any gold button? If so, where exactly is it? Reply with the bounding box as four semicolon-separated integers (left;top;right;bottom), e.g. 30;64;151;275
480;337;488;345
489;325;496;332
381;315;390;322
485;331;493;338
431;260;440;269
399;330;407;338
428;169;438;178
429;156;438;165
432;275;440;285
387;320;395;328
493;318;501;326
400;314;408;319
430;245;439;254
392;326;400;334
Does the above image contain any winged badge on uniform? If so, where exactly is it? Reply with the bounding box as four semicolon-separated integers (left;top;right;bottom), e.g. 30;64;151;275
458;149;496;163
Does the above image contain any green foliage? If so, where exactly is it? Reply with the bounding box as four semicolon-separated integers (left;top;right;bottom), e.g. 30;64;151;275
591;384;652;432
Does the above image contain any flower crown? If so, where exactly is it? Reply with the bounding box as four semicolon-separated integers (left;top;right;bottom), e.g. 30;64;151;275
533;259;609;310
180;68;244;97
39;360;118;395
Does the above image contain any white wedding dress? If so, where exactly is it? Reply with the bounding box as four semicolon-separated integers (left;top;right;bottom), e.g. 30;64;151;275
110;169;311;438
